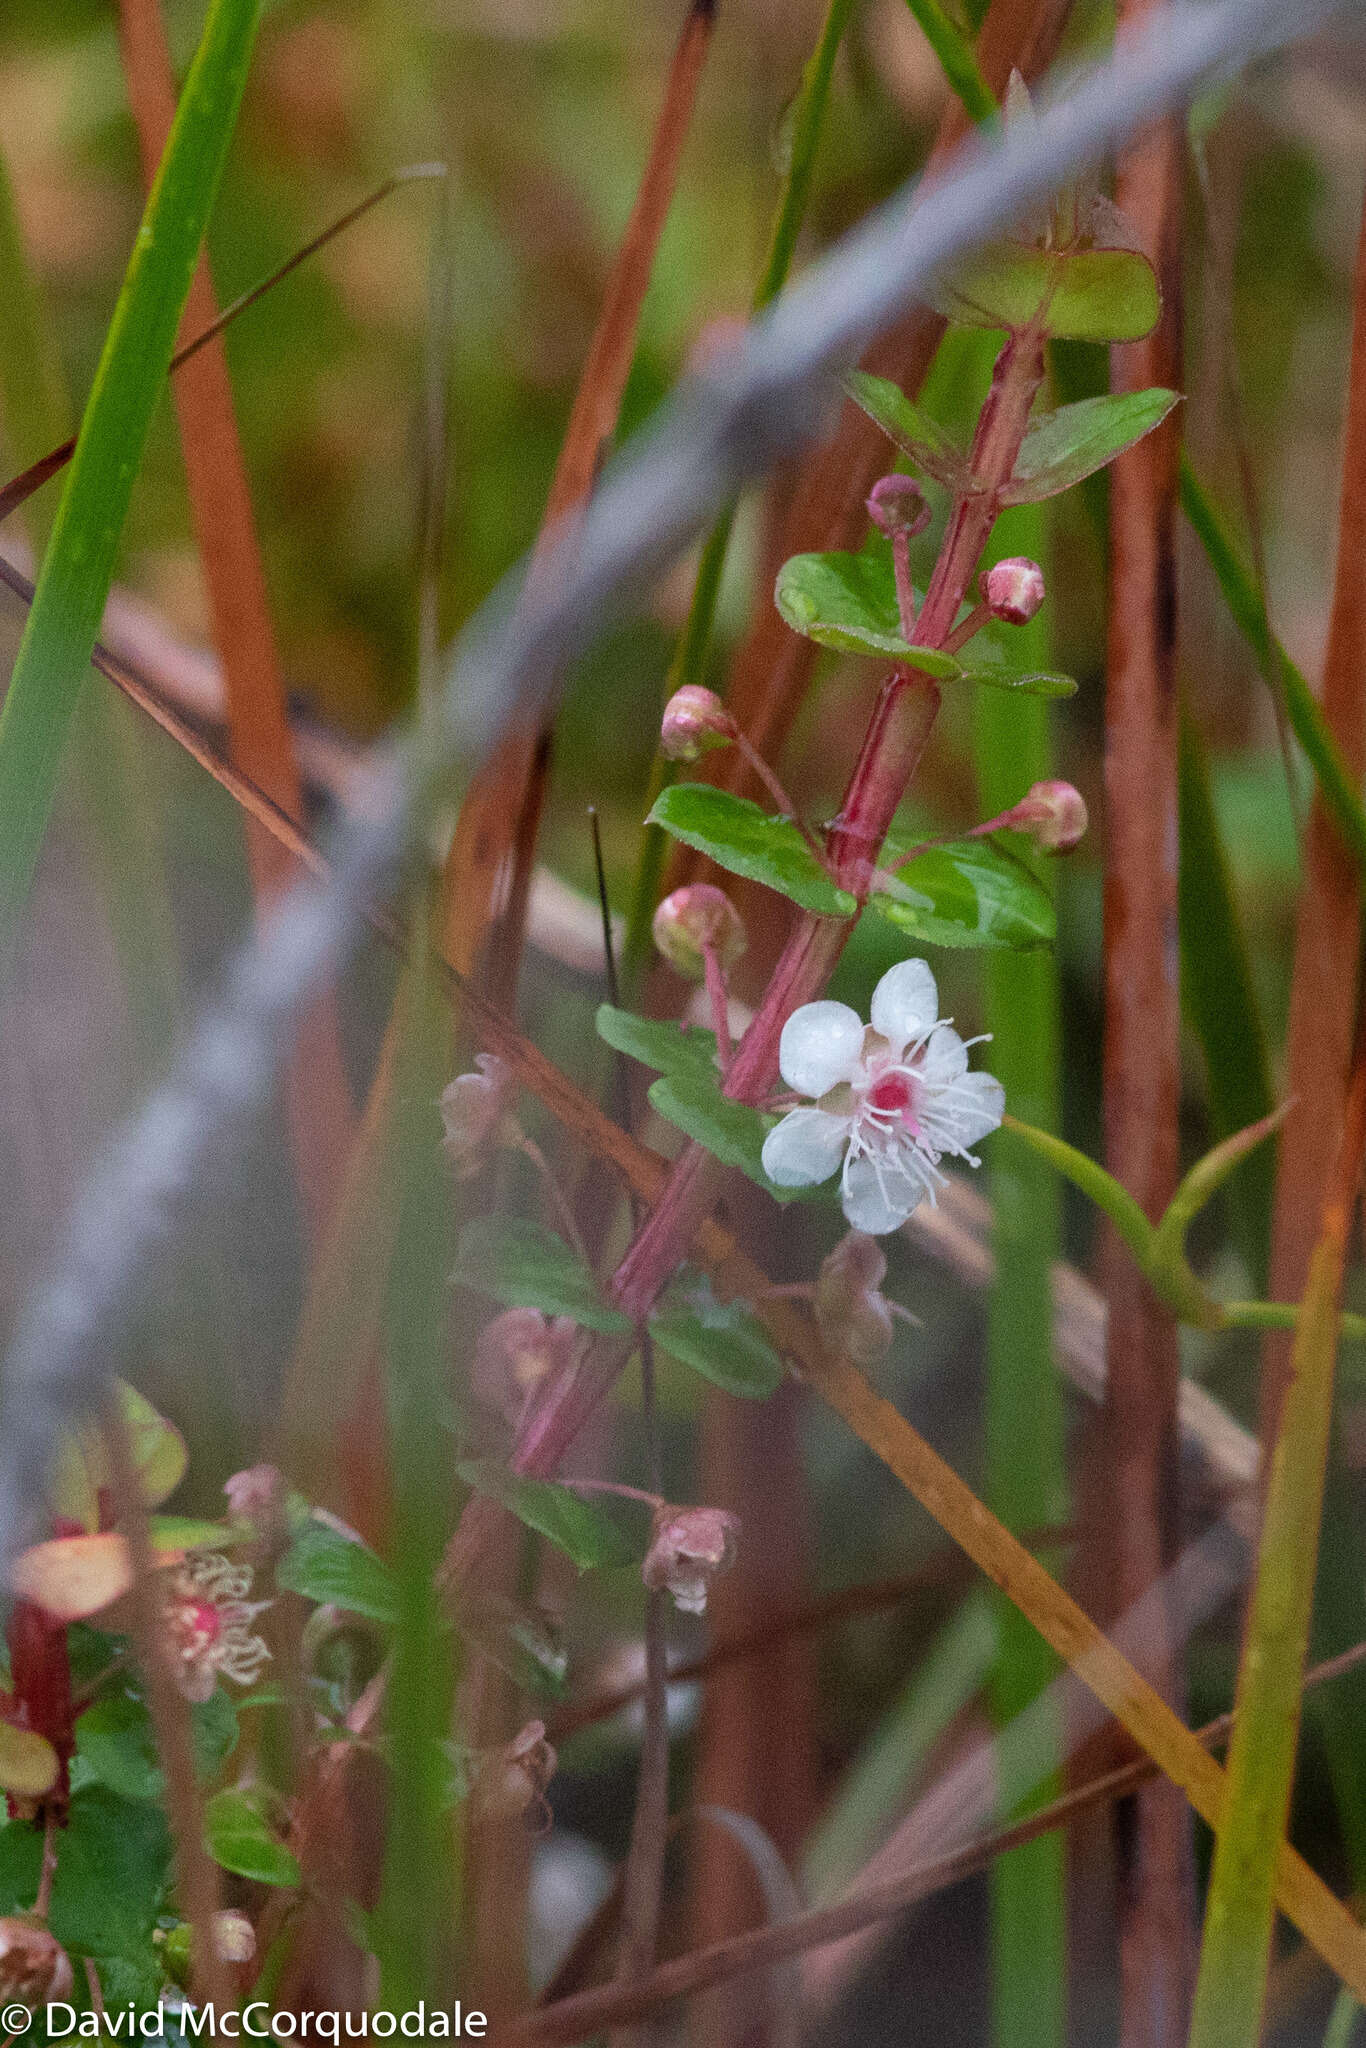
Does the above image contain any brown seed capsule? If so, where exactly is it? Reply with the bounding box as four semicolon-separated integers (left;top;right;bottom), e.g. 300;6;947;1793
0;1918;73;2007
642;1505;740;1615
815;1231;896;1366
439;1054;515;1179
472;1308;578;1422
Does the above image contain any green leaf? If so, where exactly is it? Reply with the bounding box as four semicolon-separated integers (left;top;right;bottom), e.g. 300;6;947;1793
456;1461;636;1571
203;1787;300;1888
0;0;264;968
451;1216;631;1334
1003;389;1181;503
840;370;965;484
871;836;1056;950
774;549;950;669
773;553;1075;695
73;1695;162;1804
595;1004;720;1080
647;1070;786;1195
191;1690;240;1779
934;244;1160;343
275;1517;398;1625
649;1273;785;1398
647;783;855;917
460;1597;569;1700
50;1789;171;1951
147;1516;247;1553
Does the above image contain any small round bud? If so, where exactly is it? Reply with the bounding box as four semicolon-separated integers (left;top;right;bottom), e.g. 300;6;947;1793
642;1505;740;1616
473;1308;578;1423
213;1911;257;1966
982;557;1046;625
1013;779;1088;853
660;686;734;764
440;1053;515;1179
866;474;931;539
223;1464;283;1526
651;885;747;981
0;1919;73;2007
472;1719;558;1823
815;1232;895;1366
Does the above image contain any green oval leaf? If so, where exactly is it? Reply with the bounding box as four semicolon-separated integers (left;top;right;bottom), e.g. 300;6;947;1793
275;1517;397;1624
872;836;1055;950
596;1004;720;1080
646;1069;780;1191
956;659;1077;699
203;1787;301;1888
647;784;855;917
649;1273;785;1398
774;550;953;671
840;370;965;484
1003;389;1181;504
456;1461;637;1571
451;1216;632;1334
933;244;1160;343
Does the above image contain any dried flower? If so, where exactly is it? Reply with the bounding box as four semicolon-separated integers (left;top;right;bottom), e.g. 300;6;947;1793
0;1920;72;2007
651;885;747;980
1011;778;1088;853
473;1308;578;1422
440;1054;516;1178
865;473;931;538
760;959;1004;1235
163;1553;271;1705
642;1505;740;1616
472;1720;558;1824
660;685;734;763
982;557;1045;625
815;1231;896;1366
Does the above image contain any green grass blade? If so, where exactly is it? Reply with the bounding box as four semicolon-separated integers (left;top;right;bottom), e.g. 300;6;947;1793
0;0;262;969
903;0;997;126
1181;458;1366;880
975;500;1067;2048
1177;707;1275;1286
1188;1105;1363;2048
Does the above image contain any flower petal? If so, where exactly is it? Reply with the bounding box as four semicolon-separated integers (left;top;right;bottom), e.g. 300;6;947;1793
870;959;939;1052
777;1001;865;1099
932;1070;1005;1152
918;1023;968;1086
840;1151;927;1235
761;1107;849;1188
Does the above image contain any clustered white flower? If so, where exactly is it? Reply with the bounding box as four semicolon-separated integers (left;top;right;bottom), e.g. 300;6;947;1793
163;1552;272;1704
761;959;1004;1236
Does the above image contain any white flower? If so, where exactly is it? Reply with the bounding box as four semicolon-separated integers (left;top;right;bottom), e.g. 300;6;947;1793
163;1552;272;1704
760;959;1004;1236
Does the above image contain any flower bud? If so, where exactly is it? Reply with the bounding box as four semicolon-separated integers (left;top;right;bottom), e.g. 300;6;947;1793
815;1232;895;1366
982;557;1045;625
866;474;931;539
651;885;747;981
213;1911;257;1965
0;1919;73;2007
642;1505;740;1616
223;1464;283;1527
660;685;734;763
440;1053;515;1179
472;1719;558;1823
473;1308;578;1422
1013;778;1088;853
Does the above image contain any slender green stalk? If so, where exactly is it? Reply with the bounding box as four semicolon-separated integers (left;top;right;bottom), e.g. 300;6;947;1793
902;0;998;126
1181;459;1366;879
1177;706;1275;1285
621;0;858;995
975;500;1067;2048
0;0;262;971
1188;1040;1366;2048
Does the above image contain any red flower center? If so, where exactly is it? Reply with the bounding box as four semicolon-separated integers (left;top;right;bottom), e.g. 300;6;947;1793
866;1071;916;1117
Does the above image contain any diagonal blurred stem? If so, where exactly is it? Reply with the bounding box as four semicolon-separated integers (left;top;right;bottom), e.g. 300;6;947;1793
1188;1009;1366;2048
1099;4;1192;2031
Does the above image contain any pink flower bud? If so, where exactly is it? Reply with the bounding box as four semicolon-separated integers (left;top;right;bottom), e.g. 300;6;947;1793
982;556;1046;625
0;1920;72;2007
642;1505;740;1615
472;1719;557;1823
473;1308;578;1422
1013;778;1088;853
866;474;931;538
439;1053;515;1179
223;1464;283;1527
660;685;734;763
651;884;747;980
815;1231;896;1366
212;1911;257;1965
